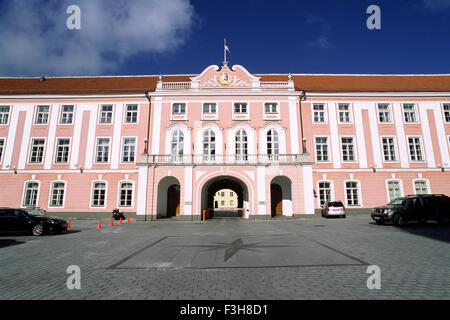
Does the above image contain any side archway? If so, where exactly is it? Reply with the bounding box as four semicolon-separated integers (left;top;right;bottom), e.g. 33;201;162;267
156;176;181;218
270;176;293;217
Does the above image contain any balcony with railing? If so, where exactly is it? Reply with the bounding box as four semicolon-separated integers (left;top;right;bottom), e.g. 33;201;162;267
139;154;312;165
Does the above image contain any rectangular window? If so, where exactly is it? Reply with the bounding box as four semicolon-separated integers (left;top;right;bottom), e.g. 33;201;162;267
172;103;186;115
221;200;225;206
387;181;401;202
96;138;110;163
55;138;70;163
408;137;424;161
443;104;450;123
234;103;247;114
403;104;417;123
35;105;50;124
313;104;326;123
0;139;4;163
99;105;113;124
119;182;133;207
49;182;65;207
265;103;278;113
29;139;45;163
60;105;74;124
315;137;329;162
125;104;138;123
381;137;397;162
415;180;429;195
338;104;351;123
341;137;355;162
378;104;392;123
230;200;234;206
23;182;39;207
0;106;11;125
122;137;136;163
203;103;217;114
345;181;359;206
91;182;106;207
318;182;332;207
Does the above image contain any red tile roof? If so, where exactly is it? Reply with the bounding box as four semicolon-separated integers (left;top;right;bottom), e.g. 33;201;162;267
0;74;449;95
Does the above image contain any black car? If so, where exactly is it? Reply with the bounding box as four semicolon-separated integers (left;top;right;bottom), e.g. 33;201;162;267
0;208;68;236
371;194;450;226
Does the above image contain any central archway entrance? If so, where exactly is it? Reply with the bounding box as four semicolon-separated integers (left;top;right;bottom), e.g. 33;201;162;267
201;176;249;219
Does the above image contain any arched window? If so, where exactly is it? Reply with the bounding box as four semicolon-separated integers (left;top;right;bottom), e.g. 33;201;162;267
387;180;402;202
235;129;248;161
267;129;279;160
23;181;39;207
203;130;216;161
171;130;184;161
119;182;133;207
49;182;65;207
318;181;332;207
414;180;429;195
91;182;107;207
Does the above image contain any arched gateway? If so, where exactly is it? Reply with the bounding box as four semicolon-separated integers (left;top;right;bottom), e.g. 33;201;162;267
200;176;250;219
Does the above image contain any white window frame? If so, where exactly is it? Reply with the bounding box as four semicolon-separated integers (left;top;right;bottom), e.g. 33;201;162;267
0;105;11;125
380;136;399;163
235;129;248;161
442;103;450;123
337;103;353;124
121;137;137;164
377;103;393;124
314;136;331;163
312;103;328;124
402;103;419;124
98;104;114;124
124;104;139;124
0;138;5;164
48;180;66;208
34;105;50;125
117;180;134;208
413;178;431;195
340;136;357;163
202;129;216;161
232;102;250;120
385;179;404;203
263;102;280;120
407;136;426;162
317;180;334;208
90;180;108;208
28;138;46;164
21;180;40;208
53;137;71;164
344;180;362;207
94;137;111;164
59;105;75;125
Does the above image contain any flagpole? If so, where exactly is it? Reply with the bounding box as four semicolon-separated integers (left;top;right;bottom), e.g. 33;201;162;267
224;38;227;64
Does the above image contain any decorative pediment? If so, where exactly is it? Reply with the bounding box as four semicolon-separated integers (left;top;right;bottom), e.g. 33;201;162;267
190;64;261;89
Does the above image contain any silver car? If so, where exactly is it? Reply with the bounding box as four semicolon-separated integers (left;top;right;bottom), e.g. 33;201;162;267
321;201;346;218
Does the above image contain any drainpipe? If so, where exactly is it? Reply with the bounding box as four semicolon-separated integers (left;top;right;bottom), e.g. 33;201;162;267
298;90;307;154
144;92;153;222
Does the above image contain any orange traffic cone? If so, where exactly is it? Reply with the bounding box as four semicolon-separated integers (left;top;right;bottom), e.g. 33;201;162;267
67;220;71;230
97;220;102;229
126;217;130;224
119;218;122;225
109;218;114;227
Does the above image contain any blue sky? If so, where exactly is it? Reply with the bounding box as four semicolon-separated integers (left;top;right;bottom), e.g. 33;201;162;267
0;0;449;77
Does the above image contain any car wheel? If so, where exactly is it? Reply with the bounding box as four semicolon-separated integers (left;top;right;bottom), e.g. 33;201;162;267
31;223;45;236
342;215;346;219
392;214;406;227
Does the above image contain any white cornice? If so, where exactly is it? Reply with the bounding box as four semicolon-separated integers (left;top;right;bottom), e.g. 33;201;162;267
0;93;148;100
306;92;450;98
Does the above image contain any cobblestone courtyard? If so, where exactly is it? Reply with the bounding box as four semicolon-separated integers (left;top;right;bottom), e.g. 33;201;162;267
0;215;449;300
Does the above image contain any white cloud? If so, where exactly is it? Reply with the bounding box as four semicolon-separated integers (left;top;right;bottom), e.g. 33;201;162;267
422;0;450;10
306;36;334;49
0;0;195;76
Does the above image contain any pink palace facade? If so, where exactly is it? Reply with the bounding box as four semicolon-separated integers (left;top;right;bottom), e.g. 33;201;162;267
0;63;450;220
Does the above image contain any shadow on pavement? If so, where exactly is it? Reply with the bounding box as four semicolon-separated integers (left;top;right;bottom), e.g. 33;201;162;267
369;221;450;243
0;239;26;248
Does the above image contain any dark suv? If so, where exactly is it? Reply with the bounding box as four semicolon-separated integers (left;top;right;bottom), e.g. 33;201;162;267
0;208;67;236
371;194;450;226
